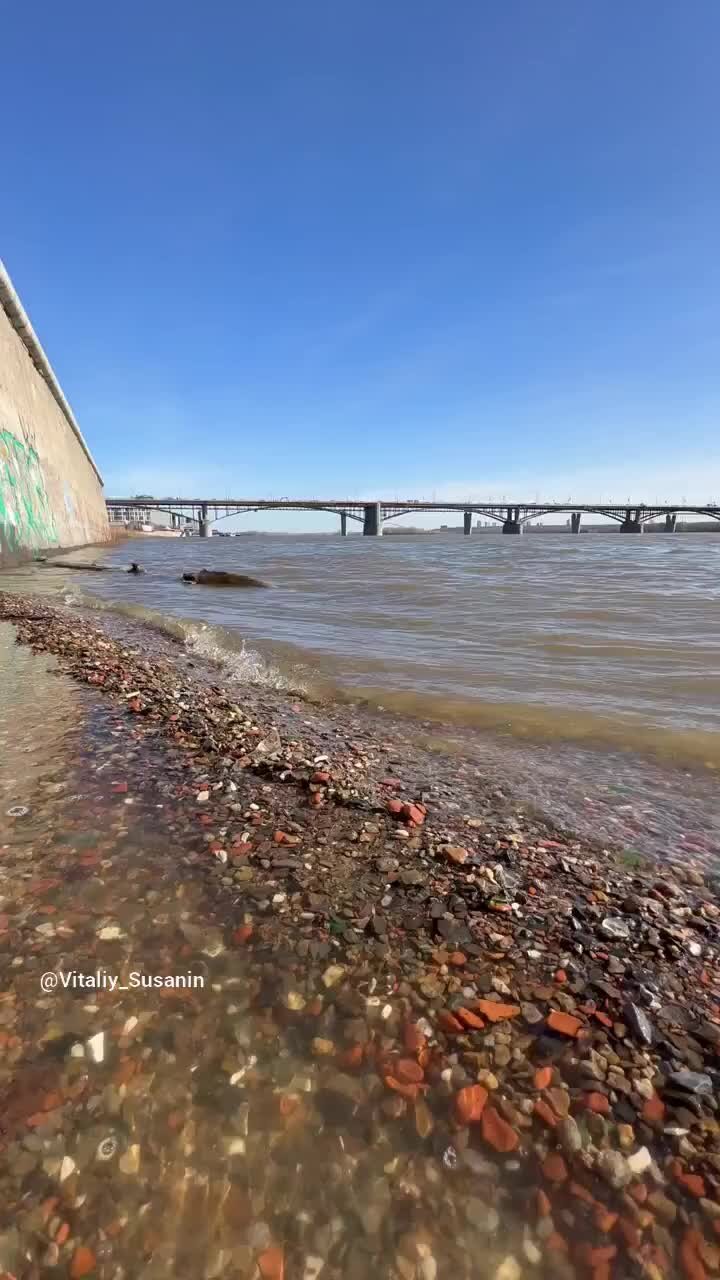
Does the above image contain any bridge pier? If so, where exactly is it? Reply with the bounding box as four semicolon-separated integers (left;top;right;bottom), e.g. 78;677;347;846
199;502;210;538
620;507;643;533
571;512;581;534
340;512;348;537
363;503;383;536
502;506;523;535
463;510;473;536
665;512;677;533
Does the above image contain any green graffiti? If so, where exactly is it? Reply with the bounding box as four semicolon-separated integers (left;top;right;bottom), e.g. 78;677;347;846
0;428;58;554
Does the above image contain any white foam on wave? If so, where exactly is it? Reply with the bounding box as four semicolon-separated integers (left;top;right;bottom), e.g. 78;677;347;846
184;622;305;694
69;590;307;695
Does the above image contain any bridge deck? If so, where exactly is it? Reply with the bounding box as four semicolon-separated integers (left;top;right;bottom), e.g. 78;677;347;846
106;498;718;515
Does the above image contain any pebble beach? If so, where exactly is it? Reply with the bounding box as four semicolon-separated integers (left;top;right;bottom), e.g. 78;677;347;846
1;589;720;1280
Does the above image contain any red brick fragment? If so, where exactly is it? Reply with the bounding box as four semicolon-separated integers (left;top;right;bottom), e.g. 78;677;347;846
642;1093;665;1123
543;1153;568;1184
455;1084;488;1124
534;1099;558;1129
232;925;254;945
534;1066;552;1090
258;1246;285;1280
681;1229;708;1280
474;1000;520;1022
403;803;426;826
438;1010;464;1034
585;1091;610;1115
71;1248;97;1278
676;1170;707;1199
547;1009;582;1037
456;1007;485;1030
385;1075;421;1101
482;1106;519;1152
395;1059;424;1084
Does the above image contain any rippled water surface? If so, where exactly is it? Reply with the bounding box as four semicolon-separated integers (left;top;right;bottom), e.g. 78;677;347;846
3;533;719;868
65;534;720;765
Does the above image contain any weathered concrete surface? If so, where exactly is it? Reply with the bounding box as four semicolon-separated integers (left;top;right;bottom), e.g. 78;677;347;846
0;262;109;567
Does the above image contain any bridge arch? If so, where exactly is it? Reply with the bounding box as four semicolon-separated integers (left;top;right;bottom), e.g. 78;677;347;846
211;505;363;524
517;507;626;526
515;506;720;527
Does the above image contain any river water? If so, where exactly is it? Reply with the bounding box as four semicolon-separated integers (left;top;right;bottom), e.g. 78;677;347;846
60;534;720;762
2;532;719;867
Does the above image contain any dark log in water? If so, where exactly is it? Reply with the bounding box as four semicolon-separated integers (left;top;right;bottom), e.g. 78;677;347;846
182;569;268;587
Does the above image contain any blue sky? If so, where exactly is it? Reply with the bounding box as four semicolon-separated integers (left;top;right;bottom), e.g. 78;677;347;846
3;1;719;529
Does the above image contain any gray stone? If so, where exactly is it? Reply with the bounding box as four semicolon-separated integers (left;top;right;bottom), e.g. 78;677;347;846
316;1073;366;1123
668;1070;713;1096
624;1002;654;1046
599;1149;631;1190
558;1116;583;1155
246;1222;271;1250
601;917;630;940
465;1199;499;1234
399;870;425;886
521;1003;543;1025
695;1021;720;1047
461;1149;498;1178
627;1146;652;1175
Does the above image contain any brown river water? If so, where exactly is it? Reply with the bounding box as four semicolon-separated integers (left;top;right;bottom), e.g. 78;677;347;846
2;532;719;868
33;534;720;758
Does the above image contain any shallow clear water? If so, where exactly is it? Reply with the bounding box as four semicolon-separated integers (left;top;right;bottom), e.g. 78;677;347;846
0;625;537;1280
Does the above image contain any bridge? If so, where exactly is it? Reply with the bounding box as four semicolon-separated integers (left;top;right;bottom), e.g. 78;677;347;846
106;498;720;537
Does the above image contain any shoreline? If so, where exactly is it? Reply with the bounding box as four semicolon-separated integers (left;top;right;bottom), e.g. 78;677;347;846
7;554;720;872
2;588;720;1278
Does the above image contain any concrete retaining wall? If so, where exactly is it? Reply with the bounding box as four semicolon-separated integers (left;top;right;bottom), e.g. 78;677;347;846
0;262;109;566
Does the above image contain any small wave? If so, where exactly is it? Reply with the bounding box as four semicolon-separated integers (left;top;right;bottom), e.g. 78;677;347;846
186;624;304;694
72;592;308;696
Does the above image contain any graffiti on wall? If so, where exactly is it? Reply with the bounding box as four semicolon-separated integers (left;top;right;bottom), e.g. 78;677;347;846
0;428;58;555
